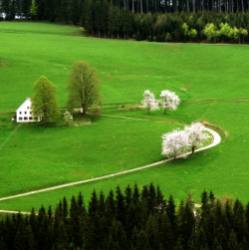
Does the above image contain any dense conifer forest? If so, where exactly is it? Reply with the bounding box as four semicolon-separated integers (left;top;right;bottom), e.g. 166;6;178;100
1;0;249;43
1;184;249;249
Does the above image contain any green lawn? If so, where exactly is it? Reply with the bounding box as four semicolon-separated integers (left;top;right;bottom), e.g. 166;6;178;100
0;22;249;211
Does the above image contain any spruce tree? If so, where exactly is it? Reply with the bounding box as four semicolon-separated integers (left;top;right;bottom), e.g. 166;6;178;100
115;186;126;223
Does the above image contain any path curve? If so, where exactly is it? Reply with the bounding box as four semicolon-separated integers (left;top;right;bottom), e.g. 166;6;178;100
0;126;221;204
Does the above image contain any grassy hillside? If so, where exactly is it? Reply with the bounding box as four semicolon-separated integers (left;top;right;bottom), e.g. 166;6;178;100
0;22;249;211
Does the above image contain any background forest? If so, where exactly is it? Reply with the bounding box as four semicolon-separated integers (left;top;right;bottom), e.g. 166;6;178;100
1;0;249;43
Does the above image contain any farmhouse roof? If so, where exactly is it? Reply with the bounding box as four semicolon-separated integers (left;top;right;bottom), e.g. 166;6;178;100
17;98;32;112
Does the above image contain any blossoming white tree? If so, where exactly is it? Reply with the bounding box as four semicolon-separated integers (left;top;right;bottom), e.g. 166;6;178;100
162;122;209;159
160;90;180;112
185;122;208;154
162;130;188;159
142;90;159;112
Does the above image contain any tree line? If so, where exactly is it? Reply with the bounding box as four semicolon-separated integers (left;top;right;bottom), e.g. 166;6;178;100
2;1;249;43
2;0;249;19
1;184;249;249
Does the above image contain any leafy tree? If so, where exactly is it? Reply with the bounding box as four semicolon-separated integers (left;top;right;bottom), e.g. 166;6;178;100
67;61;100;116
32;76;59;124
188;28;198;39
219;22;234;41
239;28;248;43
204;22;219;42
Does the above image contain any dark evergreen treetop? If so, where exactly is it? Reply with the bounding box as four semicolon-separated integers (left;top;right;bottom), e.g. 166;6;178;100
1;185;249;249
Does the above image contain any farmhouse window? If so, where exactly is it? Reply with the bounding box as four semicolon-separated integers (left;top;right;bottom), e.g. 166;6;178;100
29;117;33;120
19;112;22;114
24;117;28;120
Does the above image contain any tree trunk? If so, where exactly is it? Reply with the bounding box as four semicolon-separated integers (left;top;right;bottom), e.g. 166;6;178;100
187;0;190;12
146;0;149;12
140;0;143;13
132;0;135;13
192;0;195;12
191;146;196;154
242;0;245;12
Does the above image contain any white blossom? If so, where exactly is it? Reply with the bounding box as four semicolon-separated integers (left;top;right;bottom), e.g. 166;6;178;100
161;122;209;159
142;90;159;112
162;129;189;158
185;122;208;153
160;90;180;111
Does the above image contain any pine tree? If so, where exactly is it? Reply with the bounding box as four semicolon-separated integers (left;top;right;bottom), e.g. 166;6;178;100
133;229;151;250
69;195;84;248
107;219;128;250
36;0;45;19
105;190;116;219
115;186;126;223
166;195;177;229
227;230;239;250
14;223;35;250
178;196;195;247
233;199;246;241
1;0;11;20
30;0;38;19
43;0;56;21
159;213;174;249
22;0;32;17
62;197;68;219
145;215;160;249
70;0;82;25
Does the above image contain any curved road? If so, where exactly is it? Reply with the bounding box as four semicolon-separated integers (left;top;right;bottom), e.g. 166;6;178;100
0;126;221;210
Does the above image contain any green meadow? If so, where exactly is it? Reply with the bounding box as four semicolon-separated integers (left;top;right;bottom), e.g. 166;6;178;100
0;22;249;211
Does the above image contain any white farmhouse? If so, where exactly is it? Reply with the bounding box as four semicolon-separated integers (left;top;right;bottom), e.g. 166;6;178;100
16;98;41;123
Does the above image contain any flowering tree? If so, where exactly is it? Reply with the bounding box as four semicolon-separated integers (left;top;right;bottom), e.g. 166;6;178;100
185;122;208;154
162;122;208;159
142;90;159;112
162;130;188;159
160;90;180;112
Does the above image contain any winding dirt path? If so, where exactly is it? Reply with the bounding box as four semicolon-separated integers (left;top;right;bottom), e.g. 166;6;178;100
0;126;221;210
